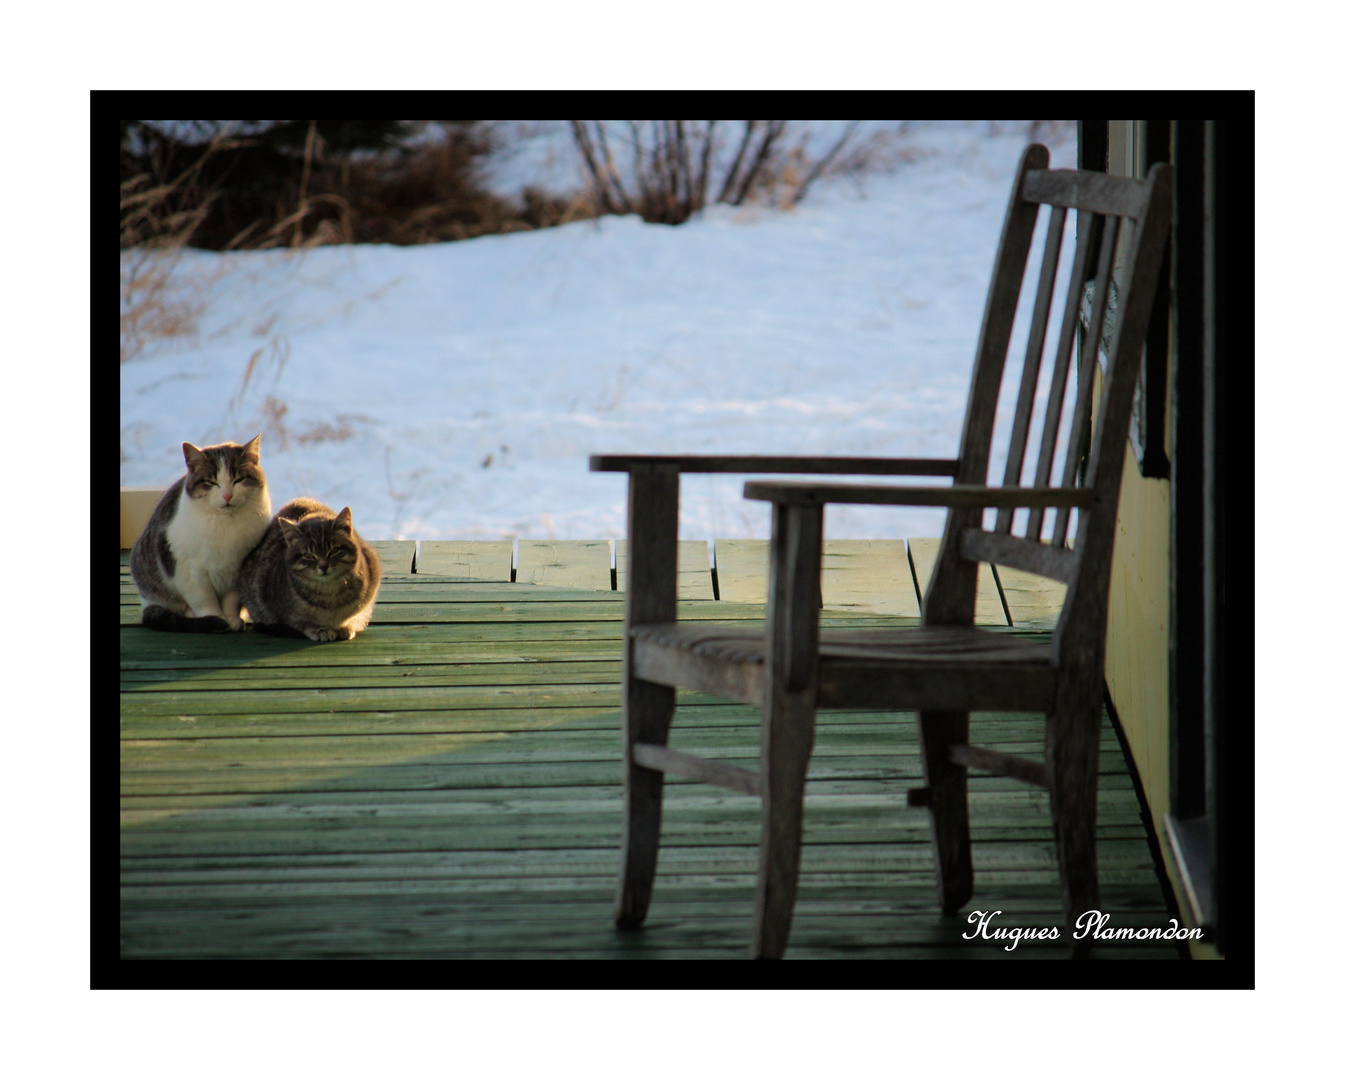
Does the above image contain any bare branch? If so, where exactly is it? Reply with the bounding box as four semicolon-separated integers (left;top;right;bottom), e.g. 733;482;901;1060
569;120;613;213
716;120;759;204
792;120;863;204
695;119;716;212
729;119;788;206
594;121;633;213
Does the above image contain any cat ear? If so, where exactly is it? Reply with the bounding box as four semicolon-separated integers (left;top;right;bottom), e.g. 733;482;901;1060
182;443;205;467
335;507;353;529
241;434;262;461
277;516;304;542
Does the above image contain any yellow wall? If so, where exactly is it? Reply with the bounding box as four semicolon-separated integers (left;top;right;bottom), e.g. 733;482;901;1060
1101;121;1221;958
1101;384;1222;959
1105;445;1170;814
1105;462;1220;960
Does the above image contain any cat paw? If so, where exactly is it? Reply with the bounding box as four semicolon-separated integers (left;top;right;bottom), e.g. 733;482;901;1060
225;614;246;631
305;626;350;642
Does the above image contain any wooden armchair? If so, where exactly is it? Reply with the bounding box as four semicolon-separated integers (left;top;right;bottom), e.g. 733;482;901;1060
590;144;1172;959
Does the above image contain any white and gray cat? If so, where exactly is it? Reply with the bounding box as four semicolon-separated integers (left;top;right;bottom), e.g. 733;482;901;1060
238;497;381;641
130;436;272;633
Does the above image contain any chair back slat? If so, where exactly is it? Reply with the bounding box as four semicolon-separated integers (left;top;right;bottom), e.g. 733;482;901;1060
1021;167;1149;218
994;204;1067;533
952;146;1050;491
960;529;1077;584
1022;209;1099;541
1051;213;1120;547
925;147;1171;648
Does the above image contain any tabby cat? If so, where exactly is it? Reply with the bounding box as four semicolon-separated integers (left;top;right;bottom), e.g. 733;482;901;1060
130;436;271;633
238;497;382;641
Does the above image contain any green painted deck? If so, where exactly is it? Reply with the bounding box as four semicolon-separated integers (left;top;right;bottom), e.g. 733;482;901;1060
120;542;1180;959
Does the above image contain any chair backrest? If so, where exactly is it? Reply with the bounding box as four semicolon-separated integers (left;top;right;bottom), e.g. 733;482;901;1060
925;143;1172;674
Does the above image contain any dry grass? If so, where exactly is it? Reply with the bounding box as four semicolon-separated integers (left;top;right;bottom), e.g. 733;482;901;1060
119;129;247;363
120;122;597;365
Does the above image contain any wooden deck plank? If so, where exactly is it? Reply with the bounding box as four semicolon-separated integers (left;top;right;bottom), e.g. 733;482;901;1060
416;540;513;581
515;540;612;591
713;538;922;616
711;539;769;603
996;565;1068;629
906;537;1009;626
614;540;714;600
367;540;416;574
119;555;1179;961
817;539;921;617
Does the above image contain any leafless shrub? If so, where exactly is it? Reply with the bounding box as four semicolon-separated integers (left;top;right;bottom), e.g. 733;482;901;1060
568;120;863;225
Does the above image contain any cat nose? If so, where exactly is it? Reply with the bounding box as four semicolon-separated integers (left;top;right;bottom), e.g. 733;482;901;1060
221;489;233;502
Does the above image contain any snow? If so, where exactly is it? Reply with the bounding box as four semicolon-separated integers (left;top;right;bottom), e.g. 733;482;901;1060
120;121;1079;546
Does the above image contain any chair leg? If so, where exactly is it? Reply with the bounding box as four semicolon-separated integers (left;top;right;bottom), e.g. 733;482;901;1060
615;675;676;930
918;710;974;912
1045;698;1102;956
752;691;817;959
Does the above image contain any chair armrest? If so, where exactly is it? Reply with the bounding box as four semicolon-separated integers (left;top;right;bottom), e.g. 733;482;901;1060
589;454;960;476
742;480;1094;509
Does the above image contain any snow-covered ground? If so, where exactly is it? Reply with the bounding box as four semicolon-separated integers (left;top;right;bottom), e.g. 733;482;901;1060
120;120;1079;544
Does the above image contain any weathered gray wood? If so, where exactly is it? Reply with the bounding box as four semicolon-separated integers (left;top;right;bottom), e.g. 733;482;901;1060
958;143;1050;489
741;481;1093;509
416;541;512;580
818;661;1055;712
907;537;1007;627
919;709;973;911
949;743;1049;788
816;540;921;617
1063;163;1175;672
712;539;770;604
631;742;761;796
614;540;714;600
754;501;824;958
632;621;1055;711
1026;209;1100;541
587;146;1175;958
120;537;1181;962
616;467;680;930
958;529;1077;584
1021;168;1149;219
591;455;959;476
917;147;1051;635
1048;161;1171;953
713;538;920;616
1055;214;1121;547
992;564;1069;631
1047;685;1104;956
367;540;416;574
996;204;1067;532
516;540;612;591
633;632;765;705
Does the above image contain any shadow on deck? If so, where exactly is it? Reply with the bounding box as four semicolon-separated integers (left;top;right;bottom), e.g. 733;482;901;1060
119;547;1179;961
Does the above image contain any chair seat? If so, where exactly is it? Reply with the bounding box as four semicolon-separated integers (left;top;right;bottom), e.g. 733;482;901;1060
630;622;1056;712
